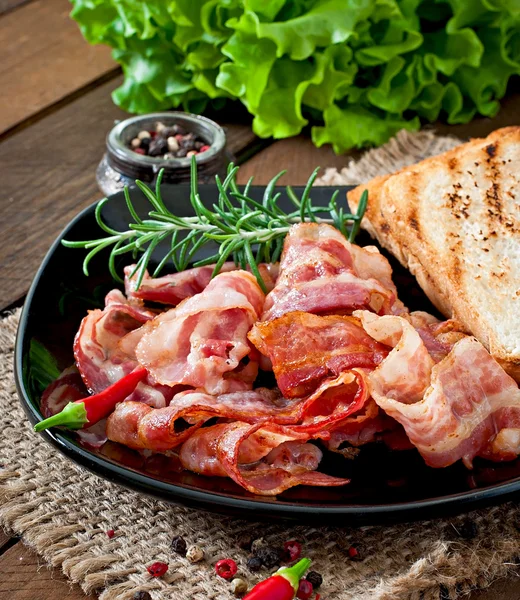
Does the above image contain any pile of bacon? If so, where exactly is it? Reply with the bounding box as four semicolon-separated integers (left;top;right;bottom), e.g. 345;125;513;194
41;223;520;495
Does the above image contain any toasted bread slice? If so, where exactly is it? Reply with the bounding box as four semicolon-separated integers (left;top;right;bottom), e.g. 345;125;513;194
347;127;520;380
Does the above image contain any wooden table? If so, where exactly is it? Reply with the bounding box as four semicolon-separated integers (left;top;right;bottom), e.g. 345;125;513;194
1;1;519;598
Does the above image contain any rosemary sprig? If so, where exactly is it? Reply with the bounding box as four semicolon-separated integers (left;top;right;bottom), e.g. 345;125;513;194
63;157;367;293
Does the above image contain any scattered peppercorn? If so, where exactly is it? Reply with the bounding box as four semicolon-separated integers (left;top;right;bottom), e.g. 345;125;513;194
171;535;187;556
283;540;302;562
231;577;249;596
106;529;115;539
186;545;205;563
238;534;254;551
296;579;313;600
256;546;281;569
215;558;238;579
167;136;179;152
251;537;268;554
127;121;209;159
148;138;168;157
133;592;152;600
146;561;168;578
347;544;361;560
305;571;323;589
458;520;478;540
246;556;263;572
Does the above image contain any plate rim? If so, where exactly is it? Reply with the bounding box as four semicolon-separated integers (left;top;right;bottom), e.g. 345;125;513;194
14;184;520;523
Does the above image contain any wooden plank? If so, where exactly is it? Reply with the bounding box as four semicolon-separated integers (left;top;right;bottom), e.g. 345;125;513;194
0;540;96;600
0;0;117;135
0;0;31;15
236;133;359;186
0;77;264;312
0;77;126;311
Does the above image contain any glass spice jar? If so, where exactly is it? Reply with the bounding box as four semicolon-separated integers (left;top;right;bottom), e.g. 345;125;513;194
96;112;228;196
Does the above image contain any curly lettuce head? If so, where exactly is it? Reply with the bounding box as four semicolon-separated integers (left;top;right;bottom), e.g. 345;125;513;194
70;0;520;153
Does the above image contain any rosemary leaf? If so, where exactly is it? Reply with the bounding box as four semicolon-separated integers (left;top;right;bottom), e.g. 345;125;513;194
62;160;367;291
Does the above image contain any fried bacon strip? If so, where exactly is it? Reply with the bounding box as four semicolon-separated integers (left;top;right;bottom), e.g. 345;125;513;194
124;263;279;306
249;311;388;398
73;290;174;408
356;311;520;467
135;271;265;394
262;223;405;321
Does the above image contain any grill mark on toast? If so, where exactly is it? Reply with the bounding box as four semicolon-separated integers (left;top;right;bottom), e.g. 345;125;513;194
483;139;506;229
405;172;422;237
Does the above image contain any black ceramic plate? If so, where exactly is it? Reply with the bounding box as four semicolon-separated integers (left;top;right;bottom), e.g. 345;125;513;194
15;183;520;524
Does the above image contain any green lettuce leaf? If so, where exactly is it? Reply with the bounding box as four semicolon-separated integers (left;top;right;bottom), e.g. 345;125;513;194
312;104;419;153
70;0;520;154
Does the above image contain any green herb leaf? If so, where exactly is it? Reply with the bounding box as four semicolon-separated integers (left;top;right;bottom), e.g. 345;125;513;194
62;160;366;291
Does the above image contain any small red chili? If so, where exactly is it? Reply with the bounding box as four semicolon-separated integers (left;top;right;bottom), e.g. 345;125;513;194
106;529;115;539
34;367;147;431
347;545;360;560
243;558;311;600
315;595;321;600
215;558;238;580
147;561;168;578
284;540;302;562
296;579;313;600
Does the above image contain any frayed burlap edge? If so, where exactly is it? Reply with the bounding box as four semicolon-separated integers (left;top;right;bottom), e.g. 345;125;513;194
1;130;520;600
315;128;460;186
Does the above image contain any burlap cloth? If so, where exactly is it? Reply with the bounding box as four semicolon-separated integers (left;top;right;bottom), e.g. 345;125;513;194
2;130;520;600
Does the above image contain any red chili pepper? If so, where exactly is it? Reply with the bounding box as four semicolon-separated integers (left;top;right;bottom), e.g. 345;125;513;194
243;558;311;600
34;367;147;432
215;558;238;579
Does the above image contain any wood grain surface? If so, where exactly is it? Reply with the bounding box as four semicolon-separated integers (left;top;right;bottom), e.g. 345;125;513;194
0;0;117;135
1;1;520;598
0;76;261;311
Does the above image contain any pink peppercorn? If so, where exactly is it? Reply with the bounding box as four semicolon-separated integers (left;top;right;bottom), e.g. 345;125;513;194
106;529;115;539
284;540;302;562
134;148;145;155
199;145;210;152
147;561;168;578
215;558;238;579
296;578;313;600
